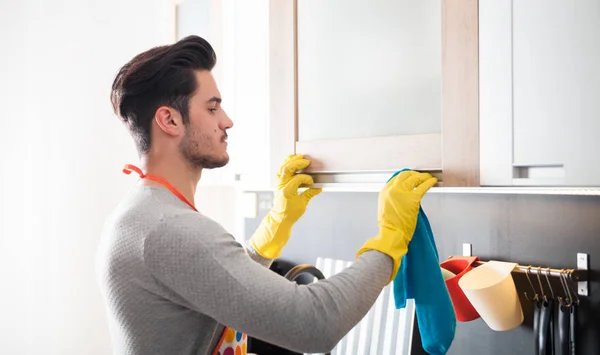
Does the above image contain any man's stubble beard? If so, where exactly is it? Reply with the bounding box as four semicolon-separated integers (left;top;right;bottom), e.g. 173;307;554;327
180;128;229;170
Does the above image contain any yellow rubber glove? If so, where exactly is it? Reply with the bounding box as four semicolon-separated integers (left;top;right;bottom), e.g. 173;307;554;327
356;171;437;283
250;155;323;259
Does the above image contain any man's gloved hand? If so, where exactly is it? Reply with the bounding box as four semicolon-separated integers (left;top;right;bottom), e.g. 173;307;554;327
250;154;322;259
356;171;437;283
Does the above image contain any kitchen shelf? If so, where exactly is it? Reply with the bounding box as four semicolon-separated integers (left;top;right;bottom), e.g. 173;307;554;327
240;182;600;196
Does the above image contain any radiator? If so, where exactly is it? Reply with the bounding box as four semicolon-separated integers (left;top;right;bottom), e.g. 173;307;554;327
307;257;416;355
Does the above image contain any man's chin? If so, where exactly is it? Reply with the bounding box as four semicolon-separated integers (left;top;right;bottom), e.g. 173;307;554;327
201;154;229;170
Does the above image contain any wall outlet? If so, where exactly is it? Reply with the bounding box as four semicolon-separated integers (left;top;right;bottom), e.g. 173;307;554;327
462;243;472;257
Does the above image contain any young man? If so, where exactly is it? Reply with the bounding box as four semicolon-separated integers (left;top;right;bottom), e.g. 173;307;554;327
96;35;437;355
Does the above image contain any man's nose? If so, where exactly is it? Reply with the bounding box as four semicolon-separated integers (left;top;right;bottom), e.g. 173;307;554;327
221;110;233;129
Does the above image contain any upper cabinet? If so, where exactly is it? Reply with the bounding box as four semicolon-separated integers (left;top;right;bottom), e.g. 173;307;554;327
211;0;599;191
480;0;600;187
268;0;480;188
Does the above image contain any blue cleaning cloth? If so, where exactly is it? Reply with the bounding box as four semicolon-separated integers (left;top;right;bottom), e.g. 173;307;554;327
389;170;456;355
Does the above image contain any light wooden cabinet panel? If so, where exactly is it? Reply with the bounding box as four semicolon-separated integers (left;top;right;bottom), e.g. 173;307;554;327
269;0;480;188
480;0;600;187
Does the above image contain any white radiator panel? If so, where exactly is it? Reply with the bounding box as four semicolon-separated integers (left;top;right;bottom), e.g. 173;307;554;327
304;257;416;355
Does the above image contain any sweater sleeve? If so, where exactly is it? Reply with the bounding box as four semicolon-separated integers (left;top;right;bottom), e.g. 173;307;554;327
143;213;392;354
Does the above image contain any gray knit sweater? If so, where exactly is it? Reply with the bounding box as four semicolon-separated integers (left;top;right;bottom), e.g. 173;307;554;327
95;185;392;355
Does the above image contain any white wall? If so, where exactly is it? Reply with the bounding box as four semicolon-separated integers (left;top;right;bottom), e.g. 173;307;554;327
175;0;271;190
186;0;271;241
0;0;175;353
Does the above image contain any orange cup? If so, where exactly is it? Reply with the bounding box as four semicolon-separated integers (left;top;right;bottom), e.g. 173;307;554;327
440;256;481;322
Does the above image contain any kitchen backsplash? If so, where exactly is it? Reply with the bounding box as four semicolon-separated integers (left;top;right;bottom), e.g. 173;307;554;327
244;191;600;355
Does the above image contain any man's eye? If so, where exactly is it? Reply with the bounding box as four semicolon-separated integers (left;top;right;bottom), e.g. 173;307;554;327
209;108;217;113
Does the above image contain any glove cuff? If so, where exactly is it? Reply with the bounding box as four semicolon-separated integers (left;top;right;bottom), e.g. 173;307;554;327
250;212;294;259
356;229;408;283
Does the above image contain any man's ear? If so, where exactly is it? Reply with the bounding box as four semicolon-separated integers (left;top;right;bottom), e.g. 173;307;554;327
154;106;183;137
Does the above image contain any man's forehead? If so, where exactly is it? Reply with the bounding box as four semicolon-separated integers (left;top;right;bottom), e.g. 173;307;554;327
194;70;220;99
194;70;216;87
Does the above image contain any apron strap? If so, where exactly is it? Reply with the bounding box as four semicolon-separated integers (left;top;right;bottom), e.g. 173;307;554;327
122;164;198;212
123;164;145;177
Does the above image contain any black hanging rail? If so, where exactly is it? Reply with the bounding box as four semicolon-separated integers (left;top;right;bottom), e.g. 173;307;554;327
454;247;589;296
472;261;587;281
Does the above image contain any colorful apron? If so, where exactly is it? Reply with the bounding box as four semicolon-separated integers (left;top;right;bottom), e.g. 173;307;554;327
123;164;248;355
212;327;247;355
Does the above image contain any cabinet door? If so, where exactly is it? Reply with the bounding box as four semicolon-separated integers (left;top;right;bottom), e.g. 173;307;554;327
269;0;443;186
269;0;480;188
480;0;600;187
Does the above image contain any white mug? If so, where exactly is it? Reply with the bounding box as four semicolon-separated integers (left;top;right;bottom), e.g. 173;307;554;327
458;261;524;331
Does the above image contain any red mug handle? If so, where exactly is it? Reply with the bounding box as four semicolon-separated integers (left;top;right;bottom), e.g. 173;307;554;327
443;255;480;276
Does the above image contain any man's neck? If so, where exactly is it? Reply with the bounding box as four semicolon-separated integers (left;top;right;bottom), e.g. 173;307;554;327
139;155;202;207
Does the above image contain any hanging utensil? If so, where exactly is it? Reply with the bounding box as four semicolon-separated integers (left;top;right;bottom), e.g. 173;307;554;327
565;271;579;355
526;266;542;355
557;269;571;355
536;266;547;355
544;268;556;355
558;304;570;354
569;303;577;355
537;266;554;355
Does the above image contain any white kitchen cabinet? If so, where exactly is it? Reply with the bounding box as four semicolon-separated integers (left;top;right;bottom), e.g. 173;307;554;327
480;0;600;187
269;0;481;188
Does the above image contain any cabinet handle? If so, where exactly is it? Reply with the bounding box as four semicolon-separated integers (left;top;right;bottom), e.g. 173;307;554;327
512;165;565;186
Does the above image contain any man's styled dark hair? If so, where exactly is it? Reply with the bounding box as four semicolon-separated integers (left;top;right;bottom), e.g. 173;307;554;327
110;35;217;154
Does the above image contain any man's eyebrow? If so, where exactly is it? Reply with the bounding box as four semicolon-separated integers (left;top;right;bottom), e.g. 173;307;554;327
207;96;222;104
